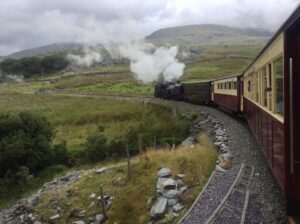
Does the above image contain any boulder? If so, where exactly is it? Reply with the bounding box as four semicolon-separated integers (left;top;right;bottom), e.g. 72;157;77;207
219;160;232;170
95;167;108;174
162;190;181;199
157;168;172;178
161;178;177;190
89;193;96;199
73;221;85;224
95;214;104;224
150;197;168;219
49;214;60;220
157;177;168;190
179;186;188;194
172;203;184;212
168;198;179;206
216;165;227;172
182;136;197;146
176;174;186;179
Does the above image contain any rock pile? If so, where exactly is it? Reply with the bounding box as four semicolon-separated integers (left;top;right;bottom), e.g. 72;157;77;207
150;167;188;222
0;171;82;224
202;113;233;172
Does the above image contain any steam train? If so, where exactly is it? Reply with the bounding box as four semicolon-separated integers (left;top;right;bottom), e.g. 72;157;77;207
155;5;300;213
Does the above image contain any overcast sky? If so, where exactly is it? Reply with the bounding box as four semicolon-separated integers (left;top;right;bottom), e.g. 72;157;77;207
0;0;298;56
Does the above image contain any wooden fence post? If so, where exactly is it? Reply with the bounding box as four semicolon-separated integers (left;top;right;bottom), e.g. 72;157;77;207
100;185;107;219
126;144;131;180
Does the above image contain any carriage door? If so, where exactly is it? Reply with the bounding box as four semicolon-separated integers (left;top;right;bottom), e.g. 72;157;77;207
285;16;300;209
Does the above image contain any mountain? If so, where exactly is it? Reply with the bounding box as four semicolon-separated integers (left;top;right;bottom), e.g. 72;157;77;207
3;43;85;59
146;24;272;46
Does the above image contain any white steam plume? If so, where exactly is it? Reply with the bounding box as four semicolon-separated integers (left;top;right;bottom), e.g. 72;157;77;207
67;47;102;67
0;71;23;83
119;42;185;83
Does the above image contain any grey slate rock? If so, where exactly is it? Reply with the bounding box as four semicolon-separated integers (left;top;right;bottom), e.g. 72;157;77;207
95;214;104;224
150;197;168;219
162;190;181;199
157;177;169;189
157;168;172;178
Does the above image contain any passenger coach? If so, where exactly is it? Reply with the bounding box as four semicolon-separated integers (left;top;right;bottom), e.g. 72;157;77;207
242;6;300;212
212;74;243;113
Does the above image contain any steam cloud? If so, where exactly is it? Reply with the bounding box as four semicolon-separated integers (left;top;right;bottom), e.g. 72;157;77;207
67;47;102;67
0;72;23;83
119;42;185;83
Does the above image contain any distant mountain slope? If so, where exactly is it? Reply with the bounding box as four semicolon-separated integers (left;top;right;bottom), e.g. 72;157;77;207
146;24;272;46
4;43;85;59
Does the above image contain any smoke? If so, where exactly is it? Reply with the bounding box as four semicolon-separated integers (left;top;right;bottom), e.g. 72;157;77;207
0;71;24;83
118;41;185;83
67;47;102;67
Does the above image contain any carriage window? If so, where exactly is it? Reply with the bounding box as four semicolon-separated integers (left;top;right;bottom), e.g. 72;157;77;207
234;82;237;90
268;63;272;111
229;82;232;89
274;57;284;116
262;67;267;107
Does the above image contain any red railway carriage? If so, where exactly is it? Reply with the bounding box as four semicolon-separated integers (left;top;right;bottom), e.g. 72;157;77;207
243;5;300;212
212;74;243;113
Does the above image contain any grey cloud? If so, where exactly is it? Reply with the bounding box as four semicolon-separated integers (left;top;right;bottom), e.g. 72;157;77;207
0;0;298;55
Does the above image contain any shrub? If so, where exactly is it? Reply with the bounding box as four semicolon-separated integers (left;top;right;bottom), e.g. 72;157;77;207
52;141;69;165
85;135;108;162
0;112;54;177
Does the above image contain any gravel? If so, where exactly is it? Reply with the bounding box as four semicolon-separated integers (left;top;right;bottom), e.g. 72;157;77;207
169;101;287;224
181;165;241;224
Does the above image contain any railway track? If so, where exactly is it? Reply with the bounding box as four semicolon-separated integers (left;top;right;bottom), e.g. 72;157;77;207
180;164;255;224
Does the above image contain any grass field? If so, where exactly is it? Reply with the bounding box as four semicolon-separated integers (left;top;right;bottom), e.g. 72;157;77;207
0;93;177;151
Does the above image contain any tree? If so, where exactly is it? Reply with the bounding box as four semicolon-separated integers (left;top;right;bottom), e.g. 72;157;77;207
0;112;54;177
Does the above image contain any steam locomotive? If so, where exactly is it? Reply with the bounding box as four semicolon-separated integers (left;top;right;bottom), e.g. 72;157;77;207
155;5;300;214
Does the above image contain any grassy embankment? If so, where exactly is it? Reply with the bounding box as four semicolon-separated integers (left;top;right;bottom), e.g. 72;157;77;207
33;134;217;224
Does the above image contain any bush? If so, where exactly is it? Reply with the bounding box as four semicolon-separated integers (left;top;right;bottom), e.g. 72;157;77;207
0;112;54;177
85;135;108;162
52;141;69;165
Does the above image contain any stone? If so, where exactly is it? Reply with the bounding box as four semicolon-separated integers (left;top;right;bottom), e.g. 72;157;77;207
172;203;184;212
95;214;104;223
161;178;177;190
179;186;188;194
162;190;181;199
77;210;86;217
147;197;153;205
176;174;186;179
219;160;232;170
182;136;197;146
168;198;179;206
157;177;169;189
73;221;85;224
214;141;222;146
34;221;42;224
216;165;227;172
150;197;168;219
49;214;60;220
219;152;232;161
173;212;179;218
89;193;96;198
95;167;108;174
176;179;184;187
157;168;172;178
89;202;95;208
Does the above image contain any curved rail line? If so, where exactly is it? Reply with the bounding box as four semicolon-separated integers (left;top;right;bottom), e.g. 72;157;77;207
179;164;254;224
